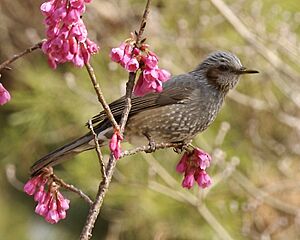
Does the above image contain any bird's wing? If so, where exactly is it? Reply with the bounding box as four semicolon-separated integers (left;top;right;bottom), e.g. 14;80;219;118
90;84;195;126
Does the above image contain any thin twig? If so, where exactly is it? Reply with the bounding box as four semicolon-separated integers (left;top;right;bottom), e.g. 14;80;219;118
135;0;151;44
85;62;120;131
80;174;109;240
0;40;44;72
80;1;152;239
118;72;136;133
119;0;151;133
52;174;93;206
121;142;184;158
87;119;106;178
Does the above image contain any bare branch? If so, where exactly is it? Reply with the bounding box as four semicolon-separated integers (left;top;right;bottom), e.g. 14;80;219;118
0;40;44;72
135;0;152;44
80;1;152;239
52;174;93;206
87;119;106;178
121;142;184;158
85;62;120;131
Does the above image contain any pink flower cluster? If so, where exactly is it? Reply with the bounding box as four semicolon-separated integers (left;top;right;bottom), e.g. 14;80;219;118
40;0;99;69
24;169;70;224
110;42;171;96
109;131;123;159
176;148;212;189
0;83;11;105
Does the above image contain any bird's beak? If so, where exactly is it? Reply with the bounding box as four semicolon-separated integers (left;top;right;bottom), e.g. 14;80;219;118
237;67;259;75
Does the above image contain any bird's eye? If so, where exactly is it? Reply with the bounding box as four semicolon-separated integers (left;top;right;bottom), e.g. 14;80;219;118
218;65;229;71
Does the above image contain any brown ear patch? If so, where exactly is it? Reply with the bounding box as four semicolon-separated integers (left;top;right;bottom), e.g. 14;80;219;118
206;67;220;82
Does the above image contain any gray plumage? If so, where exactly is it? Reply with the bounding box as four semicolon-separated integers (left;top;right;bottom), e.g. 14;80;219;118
30;51;258;176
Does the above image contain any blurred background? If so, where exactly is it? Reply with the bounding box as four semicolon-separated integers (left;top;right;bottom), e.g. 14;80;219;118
1;0;300;239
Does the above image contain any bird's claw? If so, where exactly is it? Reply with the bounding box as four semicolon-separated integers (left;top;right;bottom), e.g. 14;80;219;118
173;147;183;154
145;139;156;153
143;132;156;153
173;140;192;154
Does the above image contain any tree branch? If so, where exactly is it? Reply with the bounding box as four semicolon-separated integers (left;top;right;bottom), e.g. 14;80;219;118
121;142;184;158
0;40;44;73
87;119;106;178
85;63;120;131
52;174;93;206
80;1;152;239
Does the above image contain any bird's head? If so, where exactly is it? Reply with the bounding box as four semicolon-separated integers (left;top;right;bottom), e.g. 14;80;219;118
197;51;258;92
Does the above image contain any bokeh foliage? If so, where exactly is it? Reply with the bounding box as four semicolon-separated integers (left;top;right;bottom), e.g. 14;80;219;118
1;0;300;239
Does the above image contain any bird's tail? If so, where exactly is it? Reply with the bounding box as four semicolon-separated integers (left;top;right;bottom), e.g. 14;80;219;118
30;133;101;176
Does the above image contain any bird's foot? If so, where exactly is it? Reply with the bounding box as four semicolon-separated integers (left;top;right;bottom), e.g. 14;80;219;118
173;140;192;154
146;139;156;153
143;132;156;153
173;144;184;154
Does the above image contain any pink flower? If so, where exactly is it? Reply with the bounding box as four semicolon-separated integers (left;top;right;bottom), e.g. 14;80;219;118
24;175;43;195
176;147;213;190
109;131;123;159
86;38;99;54
125;58;139;72
120;54;131;68
57;191;70;210
35;202;49;217
46;211;59;224
24;169;70;224
110;41;171;96
0;83;11;105
40;2;53;15
143;68;159;82
34;185;46;202
133;74;147;96
38;187;70;224
195;170;212;188
24;179;38;195
133;48;140;56
133;68;166;96
110;47;124;63
193;148;211;170
46;208;60;224
143;53;158;69
157;69;171;82
64;8;81;24
176;152;188;173
40;0;99;68
182;171;195;189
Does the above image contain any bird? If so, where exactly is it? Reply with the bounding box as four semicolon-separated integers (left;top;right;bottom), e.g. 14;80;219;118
30;51;258;176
